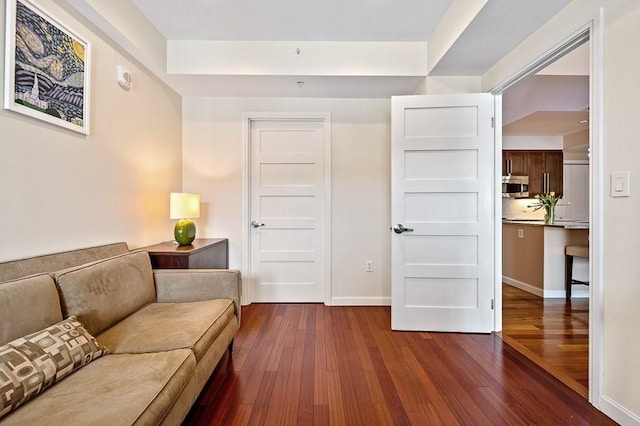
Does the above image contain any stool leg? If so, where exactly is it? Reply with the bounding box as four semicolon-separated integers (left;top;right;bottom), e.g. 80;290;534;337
565;254;574;301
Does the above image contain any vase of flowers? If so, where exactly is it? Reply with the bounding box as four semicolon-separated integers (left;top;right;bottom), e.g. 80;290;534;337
532;192;560;224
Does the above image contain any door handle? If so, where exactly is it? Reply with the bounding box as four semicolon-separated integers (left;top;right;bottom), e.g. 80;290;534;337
546;173;549;193
251;220;265;228
544;173;549;193
392;224;414;234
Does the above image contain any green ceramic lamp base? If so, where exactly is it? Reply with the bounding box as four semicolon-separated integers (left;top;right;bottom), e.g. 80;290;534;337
174;218;196;246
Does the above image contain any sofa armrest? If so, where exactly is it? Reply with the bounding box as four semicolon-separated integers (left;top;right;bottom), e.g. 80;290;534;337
153;269;242;324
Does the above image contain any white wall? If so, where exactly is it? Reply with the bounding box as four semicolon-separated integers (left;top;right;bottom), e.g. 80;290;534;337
0;1;182;260
502;135;563;150
182;98;391;305
601;4;640;421
484;0;640;422
426;76;482;94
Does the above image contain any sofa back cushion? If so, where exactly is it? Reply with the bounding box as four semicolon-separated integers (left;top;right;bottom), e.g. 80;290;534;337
0;242;130;283
0;274;63;345
54;251;156;336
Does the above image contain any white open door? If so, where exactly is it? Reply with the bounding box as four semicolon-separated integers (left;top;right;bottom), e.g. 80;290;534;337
391;94;495;332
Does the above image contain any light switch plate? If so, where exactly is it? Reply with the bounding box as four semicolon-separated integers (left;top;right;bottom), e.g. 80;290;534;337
611;171;630;197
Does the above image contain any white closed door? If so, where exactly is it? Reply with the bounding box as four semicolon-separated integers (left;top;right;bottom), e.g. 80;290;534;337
391;94;495;332
250;118;328;303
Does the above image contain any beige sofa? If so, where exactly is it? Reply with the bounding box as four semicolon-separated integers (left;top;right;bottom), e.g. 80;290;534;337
0;242;241;425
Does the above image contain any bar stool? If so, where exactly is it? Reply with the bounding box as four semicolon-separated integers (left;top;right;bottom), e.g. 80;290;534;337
565;244;589;300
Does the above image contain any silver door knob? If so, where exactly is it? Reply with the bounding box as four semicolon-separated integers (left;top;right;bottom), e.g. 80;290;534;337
251;220;265;228
392;224;414;234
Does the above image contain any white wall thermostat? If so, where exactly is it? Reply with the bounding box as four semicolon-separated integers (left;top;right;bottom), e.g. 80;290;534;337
116;65;132;91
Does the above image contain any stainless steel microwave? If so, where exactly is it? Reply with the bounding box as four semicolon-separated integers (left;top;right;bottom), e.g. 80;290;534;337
502;175;529;198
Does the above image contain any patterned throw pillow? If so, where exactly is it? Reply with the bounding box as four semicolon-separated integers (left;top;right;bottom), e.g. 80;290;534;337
0;316;108;419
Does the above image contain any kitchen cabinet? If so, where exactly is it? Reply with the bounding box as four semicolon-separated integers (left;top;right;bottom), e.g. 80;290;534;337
502;150;563;196
545;151;564;195
503;151;528;176
527;150;563;196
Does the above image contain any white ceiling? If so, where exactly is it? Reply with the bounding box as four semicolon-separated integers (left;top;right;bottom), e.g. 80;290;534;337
429;0;570;75
168;75;426;98
125;0;572;97
129;0;453;42
502;44;590;137
502;111;589;136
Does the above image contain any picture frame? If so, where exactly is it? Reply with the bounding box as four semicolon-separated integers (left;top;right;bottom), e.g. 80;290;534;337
4;0;91;134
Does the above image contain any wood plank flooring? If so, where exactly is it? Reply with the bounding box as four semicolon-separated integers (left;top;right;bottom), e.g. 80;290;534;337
184;304;612;425
501;284;589;398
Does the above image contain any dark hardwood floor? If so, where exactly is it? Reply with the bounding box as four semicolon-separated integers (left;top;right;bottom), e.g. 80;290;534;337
501;284;589;398
185;304;612;425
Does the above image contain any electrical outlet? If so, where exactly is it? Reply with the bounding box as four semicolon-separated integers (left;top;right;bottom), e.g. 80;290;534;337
517;229;524;239
366;260;374;272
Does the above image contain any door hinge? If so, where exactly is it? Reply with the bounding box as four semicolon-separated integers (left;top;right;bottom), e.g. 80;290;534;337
491;299;495;310
491;117;495;128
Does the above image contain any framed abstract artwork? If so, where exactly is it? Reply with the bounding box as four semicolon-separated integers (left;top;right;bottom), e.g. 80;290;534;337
4;0;91;134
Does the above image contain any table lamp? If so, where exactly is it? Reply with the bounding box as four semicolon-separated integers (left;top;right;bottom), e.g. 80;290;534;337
170;192;200;245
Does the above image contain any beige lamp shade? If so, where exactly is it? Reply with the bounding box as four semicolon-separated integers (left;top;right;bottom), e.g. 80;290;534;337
169;193;200;219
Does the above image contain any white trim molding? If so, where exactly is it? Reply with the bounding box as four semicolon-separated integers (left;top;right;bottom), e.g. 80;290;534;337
331;297;391;306
589;8;605;411
502;277;589;299
599;395;640;426
502;277;544;298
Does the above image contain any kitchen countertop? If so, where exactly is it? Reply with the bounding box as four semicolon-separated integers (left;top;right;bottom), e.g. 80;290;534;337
502;219;590;229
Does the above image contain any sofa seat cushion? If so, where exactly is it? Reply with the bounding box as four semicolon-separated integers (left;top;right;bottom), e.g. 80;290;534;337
97;299;236;361
1;350;195;426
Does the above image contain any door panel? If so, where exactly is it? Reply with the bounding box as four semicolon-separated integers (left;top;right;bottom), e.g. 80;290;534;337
405;106;479;138
404;193;478;223
405;150;478;180
404;278;479;308
250;120;326;302
391;94;495;332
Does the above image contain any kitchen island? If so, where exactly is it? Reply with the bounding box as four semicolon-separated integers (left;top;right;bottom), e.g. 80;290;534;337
502;220;589;298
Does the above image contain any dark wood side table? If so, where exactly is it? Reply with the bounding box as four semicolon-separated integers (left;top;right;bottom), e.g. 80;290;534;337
141;238;229;269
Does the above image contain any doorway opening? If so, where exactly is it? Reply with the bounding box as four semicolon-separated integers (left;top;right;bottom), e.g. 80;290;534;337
492;20;602;404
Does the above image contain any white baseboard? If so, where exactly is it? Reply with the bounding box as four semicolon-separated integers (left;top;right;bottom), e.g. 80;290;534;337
543;289;589;299
502;276;543;297
330;296;391;306
503;276;589;299
599;394;640;425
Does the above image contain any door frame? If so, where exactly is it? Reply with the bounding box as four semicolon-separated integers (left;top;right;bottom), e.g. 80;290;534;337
241;112;332;305
488;13;604;407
